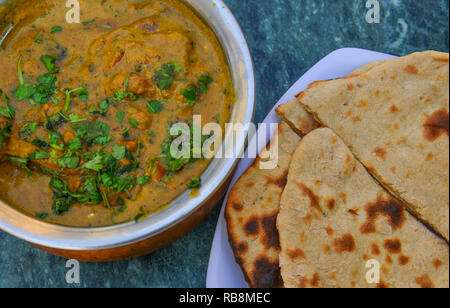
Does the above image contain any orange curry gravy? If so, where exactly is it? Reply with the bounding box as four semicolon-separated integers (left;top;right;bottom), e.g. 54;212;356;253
0;0;234;226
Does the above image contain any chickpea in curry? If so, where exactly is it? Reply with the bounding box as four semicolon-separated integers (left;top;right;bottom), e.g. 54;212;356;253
0;0;234;226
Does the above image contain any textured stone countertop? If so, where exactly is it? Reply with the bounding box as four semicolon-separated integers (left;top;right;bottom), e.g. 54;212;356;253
0;0;448;287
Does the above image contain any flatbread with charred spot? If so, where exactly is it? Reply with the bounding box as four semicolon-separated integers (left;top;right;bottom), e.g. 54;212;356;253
296;51;449;240
225;122;301;288
277;128;449;288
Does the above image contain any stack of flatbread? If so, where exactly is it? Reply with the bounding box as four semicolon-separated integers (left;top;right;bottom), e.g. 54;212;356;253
225;51;449;288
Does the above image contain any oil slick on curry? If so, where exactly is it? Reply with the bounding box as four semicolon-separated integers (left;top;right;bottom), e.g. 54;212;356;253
0;0;234;226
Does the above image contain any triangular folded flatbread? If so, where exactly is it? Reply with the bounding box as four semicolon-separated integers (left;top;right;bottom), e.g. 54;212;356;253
277;128;449;288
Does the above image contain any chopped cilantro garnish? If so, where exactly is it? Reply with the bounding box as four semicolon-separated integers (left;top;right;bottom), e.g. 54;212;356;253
159;124;208;173
50;26;62;34
73;177;102;204
187;177;201;189
64;87;88;113
28;150;50;160
8;157;31;175
57;156;80;169
99;98;111;110
45;113;66;130
112;145;126;160
181;74;213;106
152;62;183;90
82;19;96;26
113;90;134;102
137;176;150;185
0;121;11;150
116;110;125;123
74;121;111;147
69;113;88;123
13;84;36;101
34;32;43;44
136;141;142;157
134;206;147;221
146;100;163;114
0;91;15;119
31;138;50;150
198;74;213;93
41;55;59;73
82;152;104;171
122;127;130;138
13;57;59;105
112;77;138;102
35;213;49;219
68;138;83;151
17;56;24;85
181;84;199;106
49;178;75;215
129;118;138;128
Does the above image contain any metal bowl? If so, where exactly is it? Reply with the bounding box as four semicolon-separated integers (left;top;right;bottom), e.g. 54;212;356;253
0;0;255;260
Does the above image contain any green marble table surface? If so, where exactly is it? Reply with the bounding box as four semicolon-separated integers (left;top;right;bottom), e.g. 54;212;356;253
0;0;448;288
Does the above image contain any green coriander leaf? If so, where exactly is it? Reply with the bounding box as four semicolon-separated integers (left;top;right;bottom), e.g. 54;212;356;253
82;19;96;26
0;101;16;119
134;206;147;221
116;175;136;193
8;156;31;175
136;141;142;157
181;84;199;106
20;122;38;138
17;56;24;85
41;55;59;73
50;26;62;34
34;32;43;44
28;150;50;160
137;176;150;185
13;84;36;101
122;127;130;138
74;121;111;147
68;138;83;151
146;100;163;114
31;138;50;150
116;110;125;123
187;177;201;189
0;121;11;150
82;153;104;171
152;62;183;90
58;156;80;169
198;74;213;93
36;213;49;219
129;118;138;128
112;144;126;160
69;113;87;123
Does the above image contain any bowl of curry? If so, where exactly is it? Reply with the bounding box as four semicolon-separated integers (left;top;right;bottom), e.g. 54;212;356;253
0;0;254;260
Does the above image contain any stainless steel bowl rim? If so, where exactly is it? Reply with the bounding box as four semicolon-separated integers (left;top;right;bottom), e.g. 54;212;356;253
0;0;255;250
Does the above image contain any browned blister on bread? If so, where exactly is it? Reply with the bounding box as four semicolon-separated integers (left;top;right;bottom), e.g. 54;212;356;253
277;128;449;288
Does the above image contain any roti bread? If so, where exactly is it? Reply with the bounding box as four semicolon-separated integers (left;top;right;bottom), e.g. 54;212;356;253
295;51;449;241
275;59;388;136
276;99;320;136
277;128;449;288
225;122;301;288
